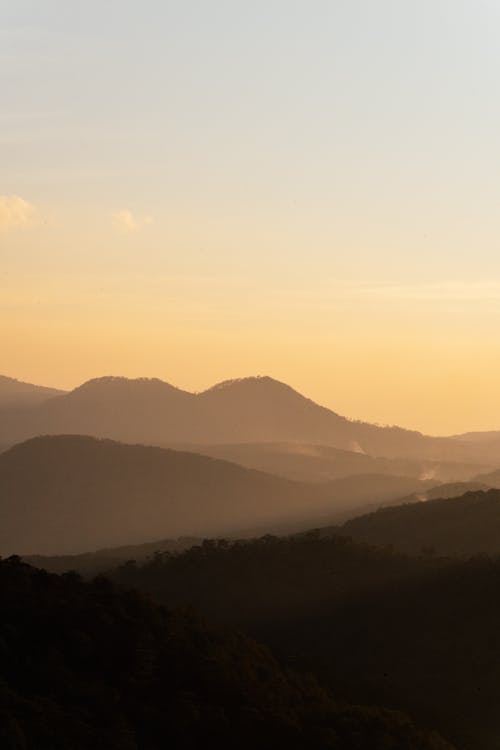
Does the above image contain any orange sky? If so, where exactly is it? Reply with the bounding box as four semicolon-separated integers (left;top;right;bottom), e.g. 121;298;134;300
3;1;500;436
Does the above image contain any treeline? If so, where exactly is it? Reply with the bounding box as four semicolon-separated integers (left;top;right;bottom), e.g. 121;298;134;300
111;532;500;750
341;488;500;557
0;556;452;750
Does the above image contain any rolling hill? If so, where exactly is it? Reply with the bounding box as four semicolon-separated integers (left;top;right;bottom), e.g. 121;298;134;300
0;374;65;408
0;434;432;556
180;441;487;483
1;557;452;750
0;374;497;468
110;531;500;750
340;488;500;557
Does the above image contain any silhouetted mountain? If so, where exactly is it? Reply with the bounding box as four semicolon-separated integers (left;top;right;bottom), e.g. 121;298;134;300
451;430;500;443
111;532;500;749
472;466;500;487
0;558;452;750
25;536;201;577
340;488;500;557
0;374;496;465
0;435;431;556
390;480;490;505
0;374;65;408
182;442;486;483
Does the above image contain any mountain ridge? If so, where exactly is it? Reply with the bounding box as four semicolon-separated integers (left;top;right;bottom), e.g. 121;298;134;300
0;373;495;465
0;434;432;556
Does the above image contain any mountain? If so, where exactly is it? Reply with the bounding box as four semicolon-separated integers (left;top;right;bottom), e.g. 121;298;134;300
181;441;487;483
0;374;65;408
24;535;202;576
388;480;491;505
472;466;500;487
0;558;452;750
0;435;432;556
340;488;500;557
451;430;500;444
0;374;497;466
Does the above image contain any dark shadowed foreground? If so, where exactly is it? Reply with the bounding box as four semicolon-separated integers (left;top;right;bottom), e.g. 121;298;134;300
111;532;500;750
0;557;452;750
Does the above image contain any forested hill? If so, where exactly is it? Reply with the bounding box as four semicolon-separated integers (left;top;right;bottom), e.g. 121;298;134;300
340;488;500;557
0;557;452;750
0;373;495;463
0;374;65;408
111;533;500;750
0;434;431;556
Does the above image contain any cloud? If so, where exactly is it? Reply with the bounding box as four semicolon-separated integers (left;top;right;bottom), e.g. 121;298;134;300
111;210;153;233
0;195;36;232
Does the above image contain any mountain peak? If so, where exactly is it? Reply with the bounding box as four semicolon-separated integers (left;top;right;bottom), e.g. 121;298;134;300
202;376;301;396
70;376;185;396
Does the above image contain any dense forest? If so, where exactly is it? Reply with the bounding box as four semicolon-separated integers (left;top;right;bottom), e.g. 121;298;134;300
111;532;500;750
340;489;500;556
0;556;453;750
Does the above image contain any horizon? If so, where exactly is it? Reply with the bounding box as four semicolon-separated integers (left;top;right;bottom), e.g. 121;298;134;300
2;368;497;438
4;7;500;748
4;1;500;435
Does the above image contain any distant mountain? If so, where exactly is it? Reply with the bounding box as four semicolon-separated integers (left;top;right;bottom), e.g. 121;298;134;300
0;435;432;556
182;441;487;483
472;466;500;487
451;430;500;443
24;535;201;576
340;488;500;557
391;480;490;505
0;374;65;408
0;374;497;466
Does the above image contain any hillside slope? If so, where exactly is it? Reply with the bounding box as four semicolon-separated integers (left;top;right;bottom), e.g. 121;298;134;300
0;374;65;408
0;435;431;556
181;442;486;483
340;489;500;557
0;557;452;750
0;374;495;465
111;532;500;750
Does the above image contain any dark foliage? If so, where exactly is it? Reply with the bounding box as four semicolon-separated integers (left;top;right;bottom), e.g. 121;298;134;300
0;557;451;750
341;489;500;557
113;532;500;750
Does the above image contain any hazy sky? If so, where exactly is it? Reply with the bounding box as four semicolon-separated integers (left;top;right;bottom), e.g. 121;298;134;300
3;0;500;434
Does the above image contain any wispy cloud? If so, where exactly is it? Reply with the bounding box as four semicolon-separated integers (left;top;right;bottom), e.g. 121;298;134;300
0;195;36;232
111;210;153;233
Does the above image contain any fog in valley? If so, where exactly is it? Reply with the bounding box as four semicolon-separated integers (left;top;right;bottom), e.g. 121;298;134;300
3;2;500;748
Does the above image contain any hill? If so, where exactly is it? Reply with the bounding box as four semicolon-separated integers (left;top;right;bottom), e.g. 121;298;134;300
393;480;490;504
0;374;496;466
180;442;486;483
24;536;202;577
111;532;500;750
0;374;65;408
0;435;431;556
340;488;500;557
472;466;500;487
0;557;452;750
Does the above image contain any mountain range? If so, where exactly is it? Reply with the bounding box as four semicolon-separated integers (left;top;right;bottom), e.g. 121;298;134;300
0;374;498;470
0;374;65;408
0;435;433;556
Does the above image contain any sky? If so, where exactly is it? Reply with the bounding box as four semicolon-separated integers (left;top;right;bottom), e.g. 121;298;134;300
2;0;500;435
